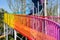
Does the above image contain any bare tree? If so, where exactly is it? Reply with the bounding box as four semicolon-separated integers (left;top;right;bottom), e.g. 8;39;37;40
47;0;58;16
7;0;26;14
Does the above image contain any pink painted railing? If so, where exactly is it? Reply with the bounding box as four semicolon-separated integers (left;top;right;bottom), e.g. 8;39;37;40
15;15;60;40
30;16;60;40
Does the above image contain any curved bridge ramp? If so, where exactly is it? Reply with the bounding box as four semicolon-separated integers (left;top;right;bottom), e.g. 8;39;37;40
4;13;60;40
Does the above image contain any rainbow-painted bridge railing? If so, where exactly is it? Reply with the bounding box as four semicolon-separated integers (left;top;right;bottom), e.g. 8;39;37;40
4;13;60;40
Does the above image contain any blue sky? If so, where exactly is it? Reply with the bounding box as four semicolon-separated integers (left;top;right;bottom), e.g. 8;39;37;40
0;0;60;13
0;0;33;14
0;0;11;12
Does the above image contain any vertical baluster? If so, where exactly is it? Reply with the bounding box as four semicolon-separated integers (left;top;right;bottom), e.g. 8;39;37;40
14;30;17;40
44;0;47;34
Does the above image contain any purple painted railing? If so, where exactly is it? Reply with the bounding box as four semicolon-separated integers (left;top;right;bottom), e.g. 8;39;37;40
29;16;60;40
45;19;60;40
